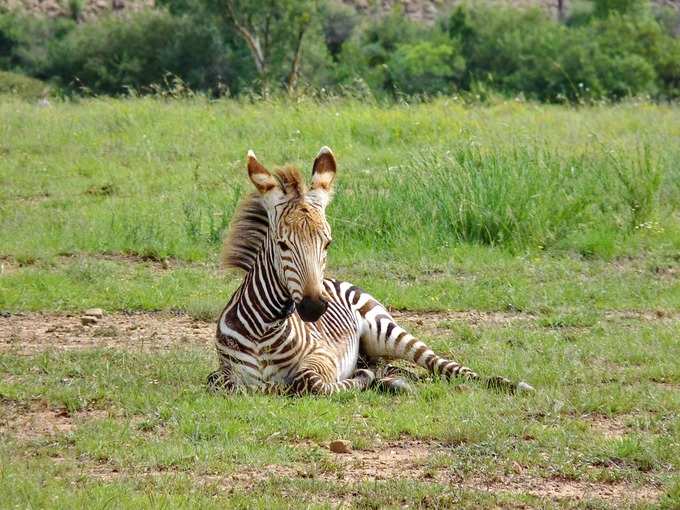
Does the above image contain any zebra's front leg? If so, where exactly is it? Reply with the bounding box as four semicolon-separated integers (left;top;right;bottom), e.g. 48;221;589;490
206;367;237;393
290;365;375;395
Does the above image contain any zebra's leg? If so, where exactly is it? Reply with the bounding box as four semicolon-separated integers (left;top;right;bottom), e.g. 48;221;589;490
358;358;418;394
289;354;375;395
357;298;534;393
206;366;237;393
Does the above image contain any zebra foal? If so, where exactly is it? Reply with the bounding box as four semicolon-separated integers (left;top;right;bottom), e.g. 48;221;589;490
209;147;534;395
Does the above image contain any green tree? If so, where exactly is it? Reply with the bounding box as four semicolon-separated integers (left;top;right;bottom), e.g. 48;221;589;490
592;0;648;18
220;0;323;93
388;40;464;95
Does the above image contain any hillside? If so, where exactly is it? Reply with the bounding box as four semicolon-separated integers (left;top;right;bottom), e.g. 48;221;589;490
2;0;679;22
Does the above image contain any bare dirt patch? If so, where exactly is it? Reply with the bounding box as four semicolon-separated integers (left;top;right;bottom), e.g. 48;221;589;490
0;399;109;441
306;441;661;503
1;309;678;355
0;312;214;355
28;439;660;505
581;413;631;439
393;309;536;335
84;439;662;504
464;474;661;504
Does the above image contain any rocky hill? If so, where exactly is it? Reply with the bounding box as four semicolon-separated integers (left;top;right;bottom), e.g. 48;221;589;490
343;0;680;22
1;0;678;22
0;0;153;20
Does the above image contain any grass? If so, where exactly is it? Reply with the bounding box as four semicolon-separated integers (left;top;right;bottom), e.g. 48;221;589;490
1;96;680;508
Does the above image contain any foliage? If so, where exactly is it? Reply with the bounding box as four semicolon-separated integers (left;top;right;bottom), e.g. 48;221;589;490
43;10;230;95
0;70;50;99
388;39;464;95
591;0;648;18
1;1;680;101
0;12;74;74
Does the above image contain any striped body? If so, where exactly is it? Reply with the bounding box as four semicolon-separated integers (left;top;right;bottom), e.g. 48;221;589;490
217;279;362;390
214;238;480;394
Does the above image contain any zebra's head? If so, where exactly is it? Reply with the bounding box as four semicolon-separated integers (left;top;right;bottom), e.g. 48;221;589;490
247;147;336;322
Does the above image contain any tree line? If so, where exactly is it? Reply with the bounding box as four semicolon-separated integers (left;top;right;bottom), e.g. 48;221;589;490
1;0;679;101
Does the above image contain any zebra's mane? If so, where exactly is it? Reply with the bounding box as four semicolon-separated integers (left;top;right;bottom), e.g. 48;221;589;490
221;166;306;272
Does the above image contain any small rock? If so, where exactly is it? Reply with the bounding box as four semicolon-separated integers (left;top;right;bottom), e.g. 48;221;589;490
329;439;352;454
517;381;535;393
81;315;98;325
84;308;104;318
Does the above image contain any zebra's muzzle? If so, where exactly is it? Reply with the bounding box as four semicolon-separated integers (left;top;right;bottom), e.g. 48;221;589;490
297;296;329;322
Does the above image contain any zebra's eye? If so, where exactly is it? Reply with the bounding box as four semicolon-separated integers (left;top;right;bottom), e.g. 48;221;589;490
324;240;333;250
277;240;290;250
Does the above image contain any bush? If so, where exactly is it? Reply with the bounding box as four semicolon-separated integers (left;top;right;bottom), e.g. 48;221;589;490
388;39;464;95
0;70;50;99
0;12;74;74
44;10;230;95
444;5;675;101
2;1;679;102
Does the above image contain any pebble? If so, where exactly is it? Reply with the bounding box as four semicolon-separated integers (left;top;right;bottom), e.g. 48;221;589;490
84;308;104;318
329;439;352;454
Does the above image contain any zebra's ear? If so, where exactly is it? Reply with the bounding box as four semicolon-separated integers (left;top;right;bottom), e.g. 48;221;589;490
247;150;278;195
311;146;336;194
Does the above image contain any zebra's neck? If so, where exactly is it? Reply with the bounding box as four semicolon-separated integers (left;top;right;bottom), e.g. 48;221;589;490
232;235;293;338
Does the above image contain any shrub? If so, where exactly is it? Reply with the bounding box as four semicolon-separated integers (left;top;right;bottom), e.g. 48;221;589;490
388;39;464;95
0;12;74;74
334;7;427;94
44;10;230;95
0;70;50;99
444;5;674;101
321;1;360;58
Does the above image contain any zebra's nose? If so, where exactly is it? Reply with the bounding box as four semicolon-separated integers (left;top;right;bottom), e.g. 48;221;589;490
297;296;328;322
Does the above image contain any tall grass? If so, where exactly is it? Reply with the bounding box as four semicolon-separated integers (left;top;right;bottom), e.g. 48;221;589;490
331;142;667;257
0;97;678;265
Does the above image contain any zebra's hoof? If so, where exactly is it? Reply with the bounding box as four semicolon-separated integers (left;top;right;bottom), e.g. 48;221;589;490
355;368;375;384
517;381;535;393
206;370;234;392
376;377;413;394
388;378;413;394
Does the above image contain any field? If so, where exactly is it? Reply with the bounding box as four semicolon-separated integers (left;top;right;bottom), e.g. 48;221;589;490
1;97;680;509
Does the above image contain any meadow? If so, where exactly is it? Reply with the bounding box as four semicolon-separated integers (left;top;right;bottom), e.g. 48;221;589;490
1;97;679;508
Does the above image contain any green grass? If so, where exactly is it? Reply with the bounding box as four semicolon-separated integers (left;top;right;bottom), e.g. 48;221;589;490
1;96;680;508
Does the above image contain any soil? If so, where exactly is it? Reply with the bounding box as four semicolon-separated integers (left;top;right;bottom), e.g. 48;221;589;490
1;309;677;356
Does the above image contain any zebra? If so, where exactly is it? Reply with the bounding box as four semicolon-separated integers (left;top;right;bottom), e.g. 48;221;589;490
209;147;534;395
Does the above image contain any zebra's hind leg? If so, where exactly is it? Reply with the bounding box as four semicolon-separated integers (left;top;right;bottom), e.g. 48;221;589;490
359;359;420;394
357;298;534;394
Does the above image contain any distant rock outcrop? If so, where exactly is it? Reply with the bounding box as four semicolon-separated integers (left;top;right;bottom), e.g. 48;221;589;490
1;0;678;23
0;0;154;20
341;0;680;23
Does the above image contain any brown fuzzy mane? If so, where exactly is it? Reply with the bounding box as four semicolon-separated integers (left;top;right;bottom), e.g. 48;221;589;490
221;166;306;272
274;166;306;197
